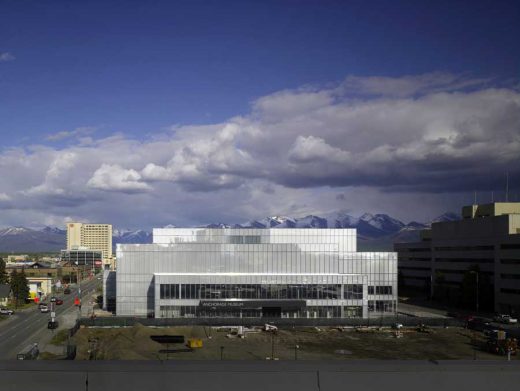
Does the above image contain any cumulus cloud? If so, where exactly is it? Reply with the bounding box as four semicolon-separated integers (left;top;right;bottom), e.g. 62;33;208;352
0;52;15;62
0;72;518;227
340;72;491;98
87;164;151;193
46;126;96;141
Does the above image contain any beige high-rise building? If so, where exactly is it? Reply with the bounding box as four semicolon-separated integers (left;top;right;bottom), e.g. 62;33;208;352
67;223;113;269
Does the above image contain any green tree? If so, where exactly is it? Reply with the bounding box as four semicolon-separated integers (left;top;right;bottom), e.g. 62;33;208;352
0;258;8;284
10;268;30;307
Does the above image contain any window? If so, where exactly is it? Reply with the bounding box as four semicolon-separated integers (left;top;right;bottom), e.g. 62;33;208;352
344;284;363;300
160;284;179;299
368;300;395;313
376;286;392;295
343;306;362;318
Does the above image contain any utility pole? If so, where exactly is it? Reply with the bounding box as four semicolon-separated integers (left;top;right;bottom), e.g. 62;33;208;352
469;271;479;313
271;332;275;360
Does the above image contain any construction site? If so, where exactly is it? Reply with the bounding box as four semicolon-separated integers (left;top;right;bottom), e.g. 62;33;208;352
66;323;517;361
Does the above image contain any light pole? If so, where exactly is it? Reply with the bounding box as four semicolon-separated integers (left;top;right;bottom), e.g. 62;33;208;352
469;271;479;313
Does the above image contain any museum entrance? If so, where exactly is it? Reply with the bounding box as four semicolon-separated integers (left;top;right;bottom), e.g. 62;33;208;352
262;307;282;318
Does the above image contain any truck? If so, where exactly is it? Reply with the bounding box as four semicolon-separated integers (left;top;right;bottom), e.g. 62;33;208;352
493;314;518;324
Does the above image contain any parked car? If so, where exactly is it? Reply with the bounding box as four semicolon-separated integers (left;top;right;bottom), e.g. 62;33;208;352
466;317;492;331
47;320;59;329
38;302;48;309
0;307;14;315
55;298;64;305
63;288;71;294
17;343;39;360
40;305;49;313
494;314;518;324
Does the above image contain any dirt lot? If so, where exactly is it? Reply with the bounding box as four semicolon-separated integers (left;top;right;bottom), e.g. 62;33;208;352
71;324;518;361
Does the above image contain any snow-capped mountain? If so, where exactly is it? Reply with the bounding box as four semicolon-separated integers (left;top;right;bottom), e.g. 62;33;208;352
0;210;461;252
112;229;153;244
430;212;459;224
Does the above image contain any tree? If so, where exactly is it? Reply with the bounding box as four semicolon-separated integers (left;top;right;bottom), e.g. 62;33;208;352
10;268;30;307
0;258;8;284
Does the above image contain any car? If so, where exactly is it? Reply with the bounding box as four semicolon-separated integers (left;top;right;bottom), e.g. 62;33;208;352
55;299;64;305
0;307;14;315
47;320;59;329
494;314;518;324
50;296;57;303
40;305;49;313
38;302;48;309
466;317;492;331
63;288;71;294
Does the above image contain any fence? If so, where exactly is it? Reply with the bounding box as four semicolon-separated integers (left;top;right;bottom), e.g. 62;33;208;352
78;316;465;328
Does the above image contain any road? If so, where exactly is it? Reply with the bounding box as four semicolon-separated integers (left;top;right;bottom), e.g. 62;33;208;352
0;276;100;359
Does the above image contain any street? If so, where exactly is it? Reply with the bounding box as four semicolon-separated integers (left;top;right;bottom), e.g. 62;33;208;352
0;276;100;359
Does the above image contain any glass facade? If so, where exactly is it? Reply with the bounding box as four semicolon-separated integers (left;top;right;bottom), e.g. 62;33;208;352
61;249;103;268
112;228;397;319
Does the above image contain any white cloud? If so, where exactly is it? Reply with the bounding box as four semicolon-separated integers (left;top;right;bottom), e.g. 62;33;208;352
0;52;15;62
0;72;518;228
87;164;151;193
46;126;96;141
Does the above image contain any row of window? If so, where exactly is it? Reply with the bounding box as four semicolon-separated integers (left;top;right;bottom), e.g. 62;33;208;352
434;245;494;251
500;288;520;295
158;305;364;318
159;284;367;300
368;286;393;295
433;258;494;264
229;235;262;244
501;259;520;265
368;300;395;312
399;266;431;271
500;274;520;280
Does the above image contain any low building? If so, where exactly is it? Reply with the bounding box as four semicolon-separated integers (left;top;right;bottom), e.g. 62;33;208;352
27;277;53;300
61;247;103;270
107;228;397;319
6;255;29;263
395;202;520;315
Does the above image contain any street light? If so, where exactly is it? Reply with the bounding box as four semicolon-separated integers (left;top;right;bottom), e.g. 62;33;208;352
469;271;479;313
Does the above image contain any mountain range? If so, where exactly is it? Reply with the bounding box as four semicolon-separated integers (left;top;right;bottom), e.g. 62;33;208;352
0;211;458;253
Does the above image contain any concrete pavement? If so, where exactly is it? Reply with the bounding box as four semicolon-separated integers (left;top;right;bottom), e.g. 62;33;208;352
0;276;100;359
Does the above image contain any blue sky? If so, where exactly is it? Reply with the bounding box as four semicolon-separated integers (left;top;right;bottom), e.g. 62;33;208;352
0;0;519;228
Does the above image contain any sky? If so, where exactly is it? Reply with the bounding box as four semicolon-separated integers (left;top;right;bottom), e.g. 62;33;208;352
0;0;519;229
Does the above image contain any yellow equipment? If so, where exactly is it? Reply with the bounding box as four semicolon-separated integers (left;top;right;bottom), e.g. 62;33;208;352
187;338;203;348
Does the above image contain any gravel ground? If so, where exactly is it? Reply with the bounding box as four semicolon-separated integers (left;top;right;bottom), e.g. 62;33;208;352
70;324;518;361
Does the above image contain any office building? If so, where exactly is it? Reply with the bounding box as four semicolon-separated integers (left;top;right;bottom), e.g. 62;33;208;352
61;247;103;269
109;228;397;319
395;202;520;315
66;223;113;269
